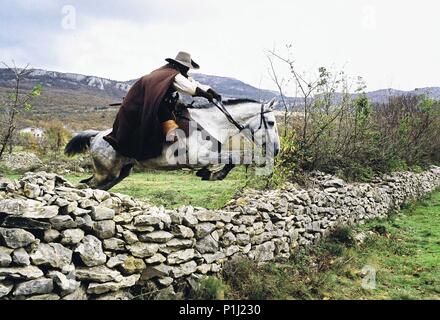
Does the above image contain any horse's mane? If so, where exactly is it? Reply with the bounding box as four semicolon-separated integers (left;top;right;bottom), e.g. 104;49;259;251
222;98;258;106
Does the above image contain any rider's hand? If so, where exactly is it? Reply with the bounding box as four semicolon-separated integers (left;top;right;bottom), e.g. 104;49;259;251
195;87;214;103
208;89;222;102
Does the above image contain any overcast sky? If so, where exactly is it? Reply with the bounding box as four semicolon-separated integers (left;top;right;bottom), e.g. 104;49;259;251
1;0;439;94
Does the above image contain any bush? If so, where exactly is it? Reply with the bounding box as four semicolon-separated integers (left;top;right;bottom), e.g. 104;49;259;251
188;276;227;300
328;226;355;247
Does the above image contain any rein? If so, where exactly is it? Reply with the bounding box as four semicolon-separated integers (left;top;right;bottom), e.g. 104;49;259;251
210;100;271;143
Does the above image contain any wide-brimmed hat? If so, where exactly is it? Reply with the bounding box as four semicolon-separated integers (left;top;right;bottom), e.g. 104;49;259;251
166;51;200;70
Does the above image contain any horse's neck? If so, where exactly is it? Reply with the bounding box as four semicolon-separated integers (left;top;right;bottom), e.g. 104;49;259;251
221;103;259;123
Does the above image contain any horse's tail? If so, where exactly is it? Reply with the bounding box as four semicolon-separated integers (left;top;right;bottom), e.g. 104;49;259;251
64;130;100;156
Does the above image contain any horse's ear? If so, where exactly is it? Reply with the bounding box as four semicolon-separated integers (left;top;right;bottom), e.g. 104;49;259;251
266;98;277;110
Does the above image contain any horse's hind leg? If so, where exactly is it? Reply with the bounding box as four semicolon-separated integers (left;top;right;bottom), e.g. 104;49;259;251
96;163;134;191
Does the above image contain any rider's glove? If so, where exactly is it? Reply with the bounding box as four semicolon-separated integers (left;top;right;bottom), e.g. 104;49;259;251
194;87;214;103
208;89;222;102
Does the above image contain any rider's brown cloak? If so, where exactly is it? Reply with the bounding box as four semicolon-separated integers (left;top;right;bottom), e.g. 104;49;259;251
104;66;180;161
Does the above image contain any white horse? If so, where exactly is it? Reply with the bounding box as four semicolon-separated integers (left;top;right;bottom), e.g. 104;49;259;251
65;98;280;190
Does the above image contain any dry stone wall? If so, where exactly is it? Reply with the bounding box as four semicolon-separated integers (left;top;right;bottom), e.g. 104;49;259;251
0;167;439;300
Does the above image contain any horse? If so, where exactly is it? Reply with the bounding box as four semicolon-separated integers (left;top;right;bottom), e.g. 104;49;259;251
64;98;280;191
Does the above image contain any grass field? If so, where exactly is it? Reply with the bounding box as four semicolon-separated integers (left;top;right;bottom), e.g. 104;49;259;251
204;191;440;300
5;168;253;209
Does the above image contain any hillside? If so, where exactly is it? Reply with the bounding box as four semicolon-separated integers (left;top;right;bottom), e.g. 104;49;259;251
0;67;438;131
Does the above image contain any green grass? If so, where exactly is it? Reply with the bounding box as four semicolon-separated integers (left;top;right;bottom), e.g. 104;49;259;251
4;168;252;210
218;191;440;300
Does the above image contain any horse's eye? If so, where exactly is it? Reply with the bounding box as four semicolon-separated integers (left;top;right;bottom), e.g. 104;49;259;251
267;121;275;126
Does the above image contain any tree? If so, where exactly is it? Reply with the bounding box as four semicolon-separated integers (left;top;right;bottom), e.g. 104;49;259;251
0;62;42;159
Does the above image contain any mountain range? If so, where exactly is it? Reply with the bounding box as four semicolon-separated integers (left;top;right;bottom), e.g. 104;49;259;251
0;68;439;111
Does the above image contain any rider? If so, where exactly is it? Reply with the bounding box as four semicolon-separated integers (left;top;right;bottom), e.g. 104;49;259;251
104;51;222;161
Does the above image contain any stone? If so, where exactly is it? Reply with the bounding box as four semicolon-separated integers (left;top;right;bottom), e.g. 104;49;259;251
62;286;88;300
26;293;60;300
129;242;159;258
106;254;128;268
75;214;94;231
79;198;98;209
114;212;135;224
221;232;237;246
90;206;115;221
103;238;126;251
93;189;111;202
182;213;198;227
76;266;123;283
202;252;226;264
323;178;345;188
54;197;69;207
121;256;146;274
167;249;195;265
123;230;139;244
0;281;13;298
225;245;240;257
157;277;174;287
141;264;171;280
0;265;44;280
95;291;133;300
250;241;276;262
195;234;219;254
236;233;250;245
134;215;161;227
195;210;222;222
171;225;194;239
169;211;183;224
92;220;116;239
170;261;198;278
0;246;12;267
87;274;140;295
145;253;167;265
234;215;257;226
194;223;216;239
13;278;53;296
30;243;72;269
0;227;36;249
12;248;30;266
61;229;85;245
49;215;77;230
75;235;107;267
0;216;51;230
47;271;80;295
72;207;90;216
163;238;194;252
139;231;174;243
257;202;274;212
197;264;212;274
44;229;61;242
23;206;60;219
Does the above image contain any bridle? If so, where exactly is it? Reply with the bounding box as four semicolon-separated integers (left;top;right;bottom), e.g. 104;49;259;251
211;100;272;143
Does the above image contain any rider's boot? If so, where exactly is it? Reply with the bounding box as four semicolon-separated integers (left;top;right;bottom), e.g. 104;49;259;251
162;120;187;156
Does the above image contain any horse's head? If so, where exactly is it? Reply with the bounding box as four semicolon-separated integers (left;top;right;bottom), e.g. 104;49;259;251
243;98;280;158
